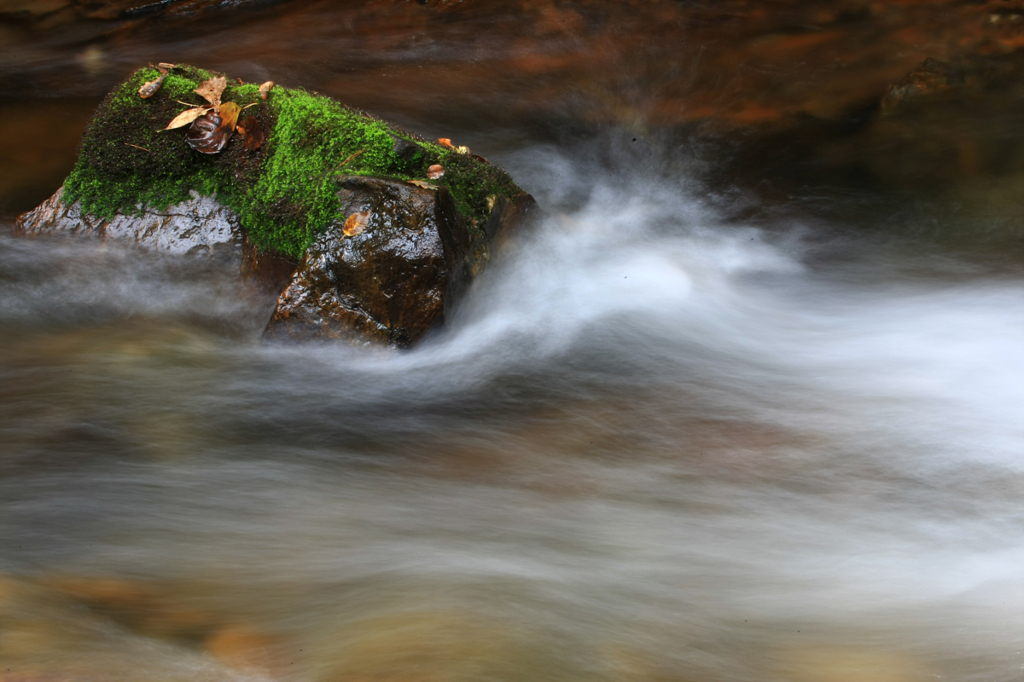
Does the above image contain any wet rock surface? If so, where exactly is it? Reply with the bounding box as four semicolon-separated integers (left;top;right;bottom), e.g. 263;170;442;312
10;58;537;347
15;187;243;257
265;176;536;347
791;49;1024;194
14;178;535;347
0;0;283;25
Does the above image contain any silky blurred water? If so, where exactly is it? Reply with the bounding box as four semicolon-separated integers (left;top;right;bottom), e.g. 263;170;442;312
1;132;1022;681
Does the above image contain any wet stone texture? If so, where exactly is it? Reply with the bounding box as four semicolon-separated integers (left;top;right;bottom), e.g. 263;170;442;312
9;60;537;348
12;178;540;348
264;176;534;347
15;187;243;258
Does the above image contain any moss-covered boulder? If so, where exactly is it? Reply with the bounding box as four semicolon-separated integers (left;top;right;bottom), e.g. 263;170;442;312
14;65;537;346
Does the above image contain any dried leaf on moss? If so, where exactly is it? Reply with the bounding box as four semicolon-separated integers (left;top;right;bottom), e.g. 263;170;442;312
217;101;241;131
427;164;445;179
195;76;227;108
456;145;471;155
186;111;222;153
164;106;211;130
407;180;437;190
185;104;239;154
239;116;265;151
259;81;275;100
138;73;168;98
343;211;371;237
437;138;454;149
157;62;176;73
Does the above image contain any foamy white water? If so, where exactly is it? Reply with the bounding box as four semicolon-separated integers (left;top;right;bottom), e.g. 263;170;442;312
0;144;1021;682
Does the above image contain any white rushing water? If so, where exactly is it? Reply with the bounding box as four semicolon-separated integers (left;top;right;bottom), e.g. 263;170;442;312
0;142;1022;682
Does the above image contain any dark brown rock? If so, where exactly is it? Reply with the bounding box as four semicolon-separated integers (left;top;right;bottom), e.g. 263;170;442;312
13;180;538;348
264;176;535;347
240;234;298;294
880;58;956;114
842;51;1024;187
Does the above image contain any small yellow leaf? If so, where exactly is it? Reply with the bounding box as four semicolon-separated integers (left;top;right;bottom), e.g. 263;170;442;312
343;211;371;237
427;164;445;180
456;145;471;154
217;101;241;132
164;106;211;130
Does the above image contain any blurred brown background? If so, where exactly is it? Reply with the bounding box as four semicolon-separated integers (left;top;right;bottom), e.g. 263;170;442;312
3;0;1023;230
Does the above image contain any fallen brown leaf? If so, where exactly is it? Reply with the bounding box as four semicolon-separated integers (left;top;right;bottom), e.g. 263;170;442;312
343;211;371;237
427;164;445;180
164;106;211;130
138;73;168;98
239;116;265;152
186;111;223;153
157;62;176;73
259;81;275;100
407;180;438;190
437;138;454;149
195;76;227;109
186;105;238;154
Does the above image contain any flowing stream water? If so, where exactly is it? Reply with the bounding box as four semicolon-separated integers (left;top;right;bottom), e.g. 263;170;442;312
0;3;1022;681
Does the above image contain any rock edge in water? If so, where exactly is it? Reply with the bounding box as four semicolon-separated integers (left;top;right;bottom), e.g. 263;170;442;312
14;64;538;347
16;187;242;257
265;175;536;346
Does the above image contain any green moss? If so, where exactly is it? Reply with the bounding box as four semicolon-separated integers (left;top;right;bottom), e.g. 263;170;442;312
62;66;525;258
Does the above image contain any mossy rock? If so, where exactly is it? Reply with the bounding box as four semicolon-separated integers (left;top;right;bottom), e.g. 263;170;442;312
47;65;537;347
63;64;527;260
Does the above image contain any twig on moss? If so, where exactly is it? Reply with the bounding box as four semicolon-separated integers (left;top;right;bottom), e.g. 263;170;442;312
124;142;152;153
339;150;364;168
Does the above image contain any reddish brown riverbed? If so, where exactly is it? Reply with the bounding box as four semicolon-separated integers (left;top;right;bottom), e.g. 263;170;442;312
0;2;1022;681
